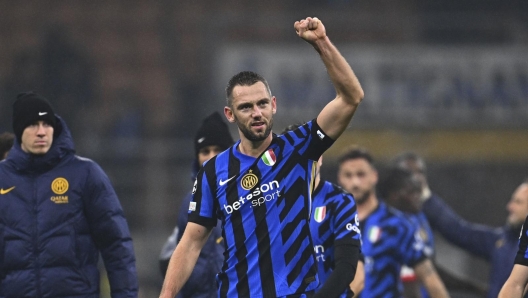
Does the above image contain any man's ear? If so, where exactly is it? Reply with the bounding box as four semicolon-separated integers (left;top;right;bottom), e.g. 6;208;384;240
224;106;235;123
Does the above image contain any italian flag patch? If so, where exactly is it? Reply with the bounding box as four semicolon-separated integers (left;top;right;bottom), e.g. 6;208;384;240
261;149;276;166
368;226;382;243
313;206;326;223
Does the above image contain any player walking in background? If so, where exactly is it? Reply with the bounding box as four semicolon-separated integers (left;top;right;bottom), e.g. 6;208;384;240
394;151;488;297
400;151;528;298
0;132;14;160
336;147;449;298
159;111;234;298
0;92;138;297
282;124;362;297
377;166;435;297
160;16;364;298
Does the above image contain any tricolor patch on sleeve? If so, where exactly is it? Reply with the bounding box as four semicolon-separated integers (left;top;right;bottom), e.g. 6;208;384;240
261;149;276;166
313;206;326;223
368;226;382;243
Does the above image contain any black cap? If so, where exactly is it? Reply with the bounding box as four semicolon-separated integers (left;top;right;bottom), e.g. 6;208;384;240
194;112;234;157
12;92;56;141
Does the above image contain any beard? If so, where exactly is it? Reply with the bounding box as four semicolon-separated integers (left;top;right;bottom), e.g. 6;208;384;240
353;188;372;205
236;117;273;142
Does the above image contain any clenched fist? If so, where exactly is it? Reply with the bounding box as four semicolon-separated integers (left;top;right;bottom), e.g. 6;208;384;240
294;17;327;44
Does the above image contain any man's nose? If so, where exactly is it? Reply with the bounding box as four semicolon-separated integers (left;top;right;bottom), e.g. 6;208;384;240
36;124;47;135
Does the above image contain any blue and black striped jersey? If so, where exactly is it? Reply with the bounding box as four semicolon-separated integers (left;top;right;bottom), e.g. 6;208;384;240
360;201;428;298
188;119;334;298
401;212;435;298
310;181;361;297
514;215;528;266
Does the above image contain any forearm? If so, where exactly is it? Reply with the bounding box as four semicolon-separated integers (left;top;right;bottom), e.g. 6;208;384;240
314;242;359;298
415;259;450;298
159;223;211;298
159;242;201;298
499;265;528;298
349;260;364;297
313;36;363;106
423;194;495;258
499;281;525;298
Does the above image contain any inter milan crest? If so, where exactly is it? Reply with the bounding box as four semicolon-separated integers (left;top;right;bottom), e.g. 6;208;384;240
313;206;326;223
51;177;69;194
241;170;258;190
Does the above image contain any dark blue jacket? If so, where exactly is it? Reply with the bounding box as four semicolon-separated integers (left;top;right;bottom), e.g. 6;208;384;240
423;194;523;298
0;116;138;298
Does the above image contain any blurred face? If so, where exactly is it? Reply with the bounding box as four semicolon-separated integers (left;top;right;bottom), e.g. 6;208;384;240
399;158;427;189
391;179;423;213
20;121;54;155
337;158;378;204
506;183;528;227
198;145;223;167
224;82;276;142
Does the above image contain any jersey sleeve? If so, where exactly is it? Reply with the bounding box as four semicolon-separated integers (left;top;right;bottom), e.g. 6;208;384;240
400;220;428;268
187;165;217;227
283;119;335;161
514;216;528;266
332;193;361;244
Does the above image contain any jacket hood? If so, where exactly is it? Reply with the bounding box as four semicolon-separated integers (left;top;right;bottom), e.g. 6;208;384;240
5;115;75;173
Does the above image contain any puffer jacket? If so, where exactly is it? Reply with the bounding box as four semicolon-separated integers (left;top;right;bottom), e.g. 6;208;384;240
0;116;138;298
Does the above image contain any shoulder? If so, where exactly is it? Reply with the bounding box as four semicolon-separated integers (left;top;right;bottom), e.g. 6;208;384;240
325;182;355;203
379;204;414;230
68;155;111;181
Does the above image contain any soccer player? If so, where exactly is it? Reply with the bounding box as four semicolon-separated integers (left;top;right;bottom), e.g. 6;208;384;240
0;92;138;297
159;16;364;298
378;166;435;297
393;152;487;297
499;214;528;297
337;147;450;298
282;124;362;297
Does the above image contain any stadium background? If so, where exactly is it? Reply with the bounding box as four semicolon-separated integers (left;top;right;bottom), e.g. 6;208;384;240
0;1;527;297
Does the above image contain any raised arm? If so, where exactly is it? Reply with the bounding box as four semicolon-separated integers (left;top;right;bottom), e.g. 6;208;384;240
294;17;364;140
159;222;212;298
422;194;500;259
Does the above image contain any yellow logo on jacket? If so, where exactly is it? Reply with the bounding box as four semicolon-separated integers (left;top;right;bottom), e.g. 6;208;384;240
51;177;69;204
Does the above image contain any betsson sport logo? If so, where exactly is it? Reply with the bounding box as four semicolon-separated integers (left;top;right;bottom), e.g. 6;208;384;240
224;180;281;214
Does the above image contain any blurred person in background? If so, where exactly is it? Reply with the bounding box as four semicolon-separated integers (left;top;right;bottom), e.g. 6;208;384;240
159;111;234;298
282;124;362;297
396;152;528;298
499;208;528;297
377;166;435;298
0;92;138;298
0;132;15;160
337;147;449;298
393;152;486;297
160;16;364;298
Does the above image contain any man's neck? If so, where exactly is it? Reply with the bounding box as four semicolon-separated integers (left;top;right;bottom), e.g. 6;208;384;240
357;193;379;221
237;134;273;158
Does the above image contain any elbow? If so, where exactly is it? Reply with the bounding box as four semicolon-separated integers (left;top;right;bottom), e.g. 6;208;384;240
348;88;364;106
